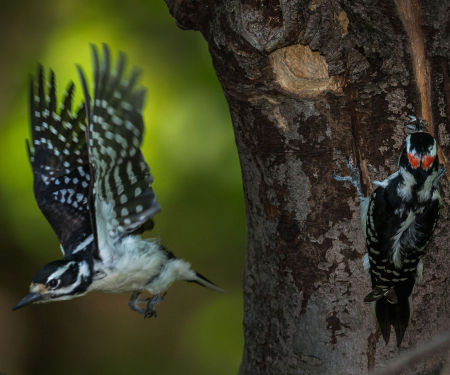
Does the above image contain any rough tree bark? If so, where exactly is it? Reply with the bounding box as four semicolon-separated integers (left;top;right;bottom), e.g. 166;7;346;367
164;1;449;374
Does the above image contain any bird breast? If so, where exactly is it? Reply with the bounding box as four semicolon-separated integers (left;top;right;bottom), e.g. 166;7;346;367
89;236;168;293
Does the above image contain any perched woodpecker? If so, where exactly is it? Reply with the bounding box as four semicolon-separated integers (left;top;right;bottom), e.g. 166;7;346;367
13;44;222;317
334;117;445;346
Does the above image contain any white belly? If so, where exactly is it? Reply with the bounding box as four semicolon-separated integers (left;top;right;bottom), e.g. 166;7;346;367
87;234;196;295
89;236;168;293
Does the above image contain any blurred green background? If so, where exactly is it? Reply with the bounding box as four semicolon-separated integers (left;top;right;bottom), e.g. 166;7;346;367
0;1;245;374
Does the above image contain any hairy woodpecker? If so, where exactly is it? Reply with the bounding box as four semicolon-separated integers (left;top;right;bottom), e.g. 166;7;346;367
334;117;445;346
13;44;223;317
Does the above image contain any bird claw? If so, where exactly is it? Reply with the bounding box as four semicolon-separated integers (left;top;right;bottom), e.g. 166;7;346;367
333;158;363;198
433;166;446;187
128;291;166;319
144;293;166;319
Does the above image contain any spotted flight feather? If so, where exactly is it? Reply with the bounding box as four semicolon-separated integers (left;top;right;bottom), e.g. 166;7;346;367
78;44;160;238
27;66;97;258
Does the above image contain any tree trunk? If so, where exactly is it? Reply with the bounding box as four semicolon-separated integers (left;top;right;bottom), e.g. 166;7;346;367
164;1;450;374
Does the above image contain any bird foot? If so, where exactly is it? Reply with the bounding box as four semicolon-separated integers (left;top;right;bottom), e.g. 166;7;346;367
433;166;446;187
128;291;167;318
333;158;363;198
144;293;166;318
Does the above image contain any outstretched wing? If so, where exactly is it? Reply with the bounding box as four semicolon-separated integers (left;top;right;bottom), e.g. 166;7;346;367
28;67;96;258
78;44;160;240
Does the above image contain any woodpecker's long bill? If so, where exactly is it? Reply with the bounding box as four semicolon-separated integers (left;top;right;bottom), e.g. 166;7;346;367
362;130;443;346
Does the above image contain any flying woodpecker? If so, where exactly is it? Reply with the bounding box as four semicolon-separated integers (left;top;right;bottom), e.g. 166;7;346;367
13;44;222;317
334;116;445;346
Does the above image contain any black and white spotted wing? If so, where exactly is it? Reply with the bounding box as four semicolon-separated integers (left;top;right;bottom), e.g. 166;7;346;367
78;44;160;236
27;67;96;258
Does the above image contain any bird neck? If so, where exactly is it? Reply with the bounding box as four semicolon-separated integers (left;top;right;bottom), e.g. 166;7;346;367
397;166;437;205
67;252;94;294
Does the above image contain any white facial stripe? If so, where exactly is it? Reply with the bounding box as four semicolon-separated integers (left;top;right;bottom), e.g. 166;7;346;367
407;134;436;156
429;141;437;156
405;135;411;152
409;148;418;157
51;261;90;296
79;261;90;278
54;285;77;295
49;261;75;281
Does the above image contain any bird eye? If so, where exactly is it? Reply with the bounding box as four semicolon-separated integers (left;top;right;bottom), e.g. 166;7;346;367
421;154;435;169
47;279;59;289
407;153;420;169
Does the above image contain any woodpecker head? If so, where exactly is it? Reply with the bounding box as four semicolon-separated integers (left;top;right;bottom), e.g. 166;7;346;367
13;259;92;310
399;132;439;182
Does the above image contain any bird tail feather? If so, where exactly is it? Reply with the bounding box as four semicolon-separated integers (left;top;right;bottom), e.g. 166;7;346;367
375;297;411;347
187;272;224;293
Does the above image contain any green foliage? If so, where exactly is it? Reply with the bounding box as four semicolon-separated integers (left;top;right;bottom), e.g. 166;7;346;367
0;1;245;374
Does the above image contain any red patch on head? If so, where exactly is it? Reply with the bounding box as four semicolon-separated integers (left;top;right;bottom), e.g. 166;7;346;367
421;154;435;169
408;153;420;169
